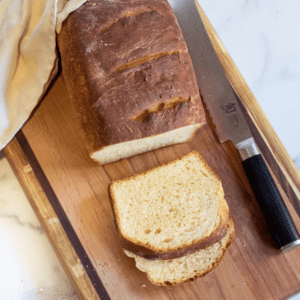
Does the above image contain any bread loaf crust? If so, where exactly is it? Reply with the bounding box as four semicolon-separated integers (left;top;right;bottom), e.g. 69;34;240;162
125;218;235;286
57;0;206;154
118;218;227;260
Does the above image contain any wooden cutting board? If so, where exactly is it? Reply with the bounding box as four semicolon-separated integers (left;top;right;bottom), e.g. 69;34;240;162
4;3;300;300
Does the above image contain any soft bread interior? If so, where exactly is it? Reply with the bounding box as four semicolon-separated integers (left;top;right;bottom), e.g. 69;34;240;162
110;151;223;253
91;124;200;165
124;219;234;286
133;96;190;121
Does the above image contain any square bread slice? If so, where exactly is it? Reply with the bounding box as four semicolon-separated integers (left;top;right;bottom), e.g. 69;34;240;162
124;218;235;286
109;151;229;260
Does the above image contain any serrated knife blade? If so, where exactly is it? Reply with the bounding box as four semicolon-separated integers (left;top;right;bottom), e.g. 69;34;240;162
168;0;300;252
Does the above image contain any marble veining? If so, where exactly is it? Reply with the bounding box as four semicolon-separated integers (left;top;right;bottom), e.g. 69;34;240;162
199;0;300;167
0;212;44;234
0;156;80;300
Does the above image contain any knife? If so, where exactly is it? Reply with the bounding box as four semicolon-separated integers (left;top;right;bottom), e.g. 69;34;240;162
168;0;300;252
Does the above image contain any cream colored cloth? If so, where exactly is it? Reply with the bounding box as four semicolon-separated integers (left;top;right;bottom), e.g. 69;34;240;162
0;0;87;150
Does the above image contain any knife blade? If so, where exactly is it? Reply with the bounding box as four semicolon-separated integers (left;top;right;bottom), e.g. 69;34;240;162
168;0;300;252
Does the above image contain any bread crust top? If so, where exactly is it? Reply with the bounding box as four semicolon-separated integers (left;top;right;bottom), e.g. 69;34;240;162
58;0;205;152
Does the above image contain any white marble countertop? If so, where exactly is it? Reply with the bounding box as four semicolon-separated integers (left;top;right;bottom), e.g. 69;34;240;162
1;1;300;299
0;152;80;300
201;0;300;169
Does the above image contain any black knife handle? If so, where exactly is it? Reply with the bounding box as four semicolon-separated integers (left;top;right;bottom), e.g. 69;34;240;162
242;154;300;250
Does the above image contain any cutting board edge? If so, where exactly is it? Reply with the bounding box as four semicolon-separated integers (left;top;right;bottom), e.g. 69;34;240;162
3;134;103;300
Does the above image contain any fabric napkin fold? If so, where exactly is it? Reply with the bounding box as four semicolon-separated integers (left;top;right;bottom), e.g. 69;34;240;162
0;0;87;150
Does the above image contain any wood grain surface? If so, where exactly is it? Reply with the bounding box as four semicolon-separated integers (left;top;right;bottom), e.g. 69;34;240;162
4;136;101;300
4;2;300;300
5;73;300;300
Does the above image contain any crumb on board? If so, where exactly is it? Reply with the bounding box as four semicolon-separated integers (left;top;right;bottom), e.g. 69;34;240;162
96;261;111;267
141;284;146;288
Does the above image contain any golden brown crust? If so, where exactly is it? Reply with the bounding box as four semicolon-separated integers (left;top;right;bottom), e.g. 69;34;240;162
108;151;228;258
148;218;235;286
57;0;206;154
119;220;227;260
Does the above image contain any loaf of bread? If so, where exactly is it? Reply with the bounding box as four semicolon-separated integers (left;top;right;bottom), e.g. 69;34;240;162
109;151;230;260
58;0;206;165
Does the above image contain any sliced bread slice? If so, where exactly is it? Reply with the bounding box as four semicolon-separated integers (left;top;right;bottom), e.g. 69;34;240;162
116;197;229;260
124;218;235;286
109;151;227;259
